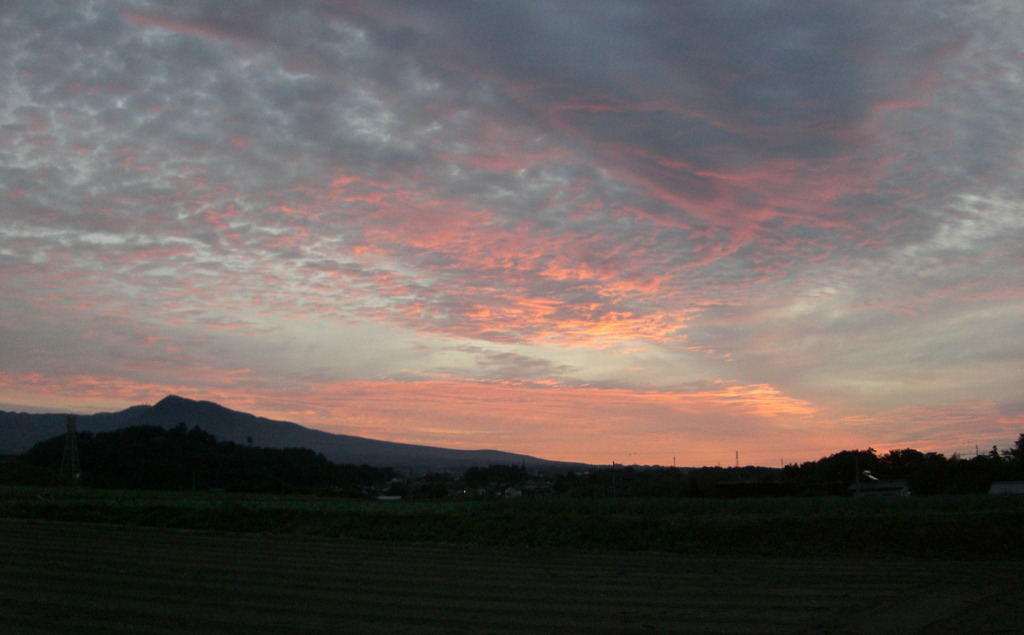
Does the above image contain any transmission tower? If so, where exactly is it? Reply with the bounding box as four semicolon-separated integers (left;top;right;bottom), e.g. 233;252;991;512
60;414;82;486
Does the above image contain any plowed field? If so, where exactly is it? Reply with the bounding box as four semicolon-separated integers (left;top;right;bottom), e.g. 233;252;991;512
2;518;1021;633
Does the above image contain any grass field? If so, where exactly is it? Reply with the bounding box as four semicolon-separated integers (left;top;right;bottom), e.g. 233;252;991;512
3;487;1023;632
3;486;1023;559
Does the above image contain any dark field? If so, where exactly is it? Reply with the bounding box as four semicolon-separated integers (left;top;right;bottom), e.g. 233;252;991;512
3;518;1023;634
2;488;1023;633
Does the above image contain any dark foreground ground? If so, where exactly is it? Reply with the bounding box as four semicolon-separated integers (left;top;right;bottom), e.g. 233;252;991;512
2;518;1021;634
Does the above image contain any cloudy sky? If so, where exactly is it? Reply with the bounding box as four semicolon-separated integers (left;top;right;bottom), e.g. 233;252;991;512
2;0;1022;466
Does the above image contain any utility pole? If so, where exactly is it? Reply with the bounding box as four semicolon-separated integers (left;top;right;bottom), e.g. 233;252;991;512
60;415;82;487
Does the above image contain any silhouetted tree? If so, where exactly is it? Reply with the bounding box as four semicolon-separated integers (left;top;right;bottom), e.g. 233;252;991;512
21;425;393;493
16;427;1023;497
0;455;63;486
1007;434;1024;474
463;464;527;489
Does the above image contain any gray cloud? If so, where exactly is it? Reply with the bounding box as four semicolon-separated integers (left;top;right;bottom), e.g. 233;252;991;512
1;0;1021;462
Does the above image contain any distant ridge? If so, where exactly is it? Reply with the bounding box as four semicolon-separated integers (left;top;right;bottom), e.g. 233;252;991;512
0;395;584;473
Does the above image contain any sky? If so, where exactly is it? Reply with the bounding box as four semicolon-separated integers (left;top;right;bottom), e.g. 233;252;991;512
1;1;1022;467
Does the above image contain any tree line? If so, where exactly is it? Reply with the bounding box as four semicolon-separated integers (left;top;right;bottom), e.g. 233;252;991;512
555;436;1024;498
1;426;1022;498
1;424;393;494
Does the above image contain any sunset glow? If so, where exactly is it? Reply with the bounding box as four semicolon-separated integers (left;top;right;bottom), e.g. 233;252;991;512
1;1;1021;466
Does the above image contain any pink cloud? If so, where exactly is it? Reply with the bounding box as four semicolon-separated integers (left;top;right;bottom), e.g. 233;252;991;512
834;401;1024;459
0;370;834;466
122;12;248;44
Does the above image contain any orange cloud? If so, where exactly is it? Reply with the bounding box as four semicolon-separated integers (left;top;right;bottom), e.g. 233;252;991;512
0;371;825;466
5;366;1019;468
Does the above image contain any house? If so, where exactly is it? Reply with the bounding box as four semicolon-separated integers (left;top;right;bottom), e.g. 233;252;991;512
848;480;910;497
989;481;1024;495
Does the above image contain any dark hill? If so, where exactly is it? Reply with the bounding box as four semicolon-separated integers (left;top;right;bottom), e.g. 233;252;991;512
0;395;583;473
0;405;150;454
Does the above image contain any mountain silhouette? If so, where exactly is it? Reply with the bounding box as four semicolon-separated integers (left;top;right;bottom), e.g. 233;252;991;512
0;395;581;472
